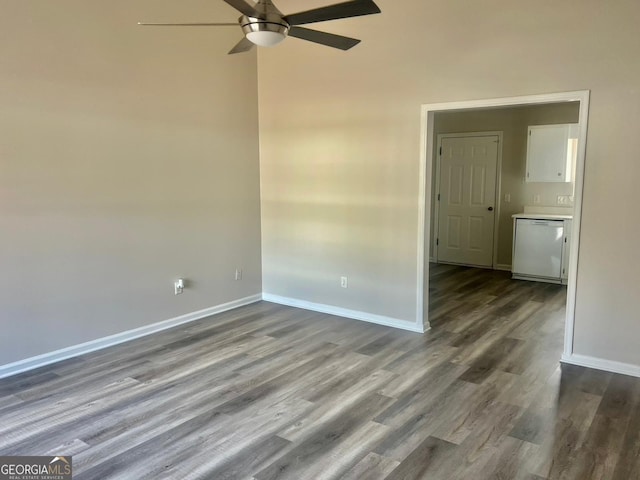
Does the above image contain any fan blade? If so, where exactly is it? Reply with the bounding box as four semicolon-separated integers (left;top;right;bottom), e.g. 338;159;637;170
288;26;360;50
223;0;263;18
228;37;255;54
284;0;380;26
138;22;238;26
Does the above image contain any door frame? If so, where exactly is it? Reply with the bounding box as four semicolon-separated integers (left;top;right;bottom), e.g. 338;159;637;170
416;90;590;363
432;132;503;269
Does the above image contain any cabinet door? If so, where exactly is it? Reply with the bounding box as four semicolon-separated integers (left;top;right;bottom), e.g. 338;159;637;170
526;124;574;183
513;219;564;279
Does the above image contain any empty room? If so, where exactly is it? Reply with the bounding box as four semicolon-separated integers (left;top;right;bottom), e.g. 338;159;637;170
1;0;639;479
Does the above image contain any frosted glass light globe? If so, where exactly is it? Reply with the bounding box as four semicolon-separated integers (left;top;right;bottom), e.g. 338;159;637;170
246;30;286;47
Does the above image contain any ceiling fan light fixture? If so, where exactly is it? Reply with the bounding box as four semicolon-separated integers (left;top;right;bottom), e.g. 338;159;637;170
140;0;381;53
241;18;289;47
246;30;286;47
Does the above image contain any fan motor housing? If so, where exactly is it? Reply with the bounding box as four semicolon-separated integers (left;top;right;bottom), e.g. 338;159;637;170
240;14;290;37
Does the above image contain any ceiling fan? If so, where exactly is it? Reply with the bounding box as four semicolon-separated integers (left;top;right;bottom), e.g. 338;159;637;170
139;0;381;54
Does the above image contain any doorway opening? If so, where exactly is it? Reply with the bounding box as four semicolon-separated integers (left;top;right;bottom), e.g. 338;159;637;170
416;91;590;361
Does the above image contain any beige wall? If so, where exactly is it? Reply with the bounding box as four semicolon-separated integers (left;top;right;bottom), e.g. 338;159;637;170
0;1;262;365
258;0;640;366
432;103;580;266
4;0;640;372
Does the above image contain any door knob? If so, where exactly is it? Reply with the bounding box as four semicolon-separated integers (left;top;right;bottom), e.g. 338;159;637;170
488;206;494;211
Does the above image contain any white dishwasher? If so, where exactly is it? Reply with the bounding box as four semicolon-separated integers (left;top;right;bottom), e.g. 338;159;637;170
512;218;564;283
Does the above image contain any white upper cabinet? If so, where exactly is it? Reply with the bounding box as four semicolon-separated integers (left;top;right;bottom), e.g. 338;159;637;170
526;124;578;183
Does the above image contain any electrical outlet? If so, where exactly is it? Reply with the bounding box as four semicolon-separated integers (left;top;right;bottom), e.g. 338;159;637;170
174;278;184;295
340;276;348;288
235;269;242;281
557;195;574;206
533;194;541;205
504;193;511;203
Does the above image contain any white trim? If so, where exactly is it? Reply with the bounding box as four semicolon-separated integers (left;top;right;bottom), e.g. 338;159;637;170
495;264;512;272
434;132;503;269
0;294;263;379
561;353;640;379
493;135;504;271
435;260;494;270
432;138;441;261
262;293;426;334
564;92;590;358
416;105;434;332
418;90;590;362
416;106;431;332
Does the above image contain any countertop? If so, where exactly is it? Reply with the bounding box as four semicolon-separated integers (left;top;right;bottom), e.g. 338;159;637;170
512;213;573;220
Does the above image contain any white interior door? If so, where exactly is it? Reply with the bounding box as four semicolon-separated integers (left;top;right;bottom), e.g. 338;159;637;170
437;135;498;267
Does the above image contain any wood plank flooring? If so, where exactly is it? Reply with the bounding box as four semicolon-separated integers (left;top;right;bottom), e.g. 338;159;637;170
1;264;640;479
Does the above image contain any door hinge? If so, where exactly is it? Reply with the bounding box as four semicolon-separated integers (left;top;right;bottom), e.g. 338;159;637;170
436;238;439;246
439;146;442;156
437;193;441;201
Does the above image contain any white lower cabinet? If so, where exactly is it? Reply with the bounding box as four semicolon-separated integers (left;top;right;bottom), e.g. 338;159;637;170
512;215;572;284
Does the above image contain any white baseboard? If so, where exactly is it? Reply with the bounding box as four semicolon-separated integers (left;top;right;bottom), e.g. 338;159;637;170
495;264;512;272
561;353;640;379
262;293;425;334
429;256;436;263
0;294;263;379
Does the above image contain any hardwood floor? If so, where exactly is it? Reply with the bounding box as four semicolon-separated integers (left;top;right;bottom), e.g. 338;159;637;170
1;264;640;479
